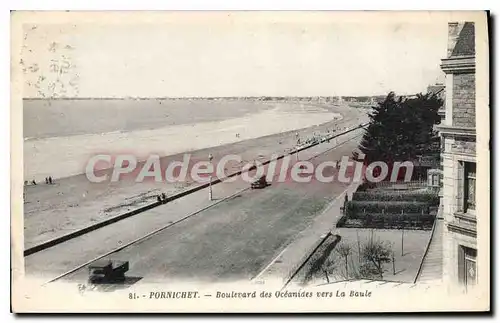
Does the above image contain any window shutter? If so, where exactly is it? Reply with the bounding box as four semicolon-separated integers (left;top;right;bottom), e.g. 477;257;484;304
458;245;465;284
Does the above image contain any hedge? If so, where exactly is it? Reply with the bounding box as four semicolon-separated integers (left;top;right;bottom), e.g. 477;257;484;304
352;191;439;206
339;212;435;230
346;212;434;221
342;215;434;230
345;200;430;216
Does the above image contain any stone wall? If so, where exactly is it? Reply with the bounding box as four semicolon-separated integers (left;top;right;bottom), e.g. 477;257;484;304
442;135;476;221
443;227;477;290
452;73;476;128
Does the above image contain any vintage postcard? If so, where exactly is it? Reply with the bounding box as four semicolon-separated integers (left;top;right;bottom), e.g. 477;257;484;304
11;11;490;312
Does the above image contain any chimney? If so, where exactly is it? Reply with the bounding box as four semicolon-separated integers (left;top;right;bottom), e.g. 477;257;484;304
447;22;464;58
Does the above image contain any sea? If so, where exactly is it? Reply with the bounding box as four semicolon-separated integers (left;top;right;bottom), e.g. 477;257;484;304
23;98;338;180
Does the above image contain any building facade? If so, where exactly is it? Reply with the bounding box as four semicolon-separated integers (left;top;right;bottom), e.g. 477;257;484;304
425;84;445;204
438;22;477;291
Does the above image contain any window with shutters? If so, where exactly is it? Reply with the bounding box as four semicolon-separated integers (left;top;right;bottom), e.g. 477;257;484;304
464;162;476;214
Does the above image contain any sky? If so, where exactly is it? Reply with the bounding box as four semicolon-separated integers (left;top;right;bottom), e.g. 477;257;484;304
19;12;452;98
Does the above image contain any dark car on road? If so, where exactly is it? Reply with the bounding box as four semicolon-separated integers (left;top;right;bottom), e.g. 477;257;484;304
251;176;268;189
88;259;129;284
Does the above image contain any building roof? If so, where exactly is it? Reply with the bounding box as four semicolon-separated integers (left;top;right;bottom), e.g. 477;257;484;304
451;22;475;57
427;84;445;96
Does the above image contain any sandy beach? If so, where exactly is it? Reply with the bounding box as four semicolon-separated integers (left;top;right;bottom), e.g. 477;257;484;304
24;101;340;181
23;99;366;248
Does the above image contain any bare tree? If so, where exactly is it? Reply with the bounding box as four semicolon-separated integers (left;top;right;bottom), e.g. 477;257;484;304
335;243;353;278
321;259;337;283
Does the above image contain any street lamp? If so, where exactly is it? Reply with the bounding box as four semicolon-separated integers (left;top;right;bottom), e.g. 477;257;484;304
208;153;213;201
295;132;300;160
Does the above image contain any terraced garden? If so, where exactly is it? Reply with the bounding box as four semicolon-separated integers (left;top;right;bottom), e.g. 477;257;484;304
337;181;439;230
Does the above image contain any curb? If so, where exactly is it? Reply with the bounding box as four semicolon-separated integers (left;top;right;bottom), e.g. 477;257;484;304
281;232;341;290
253;181;361;285
24;201;161;256
25;123;368;256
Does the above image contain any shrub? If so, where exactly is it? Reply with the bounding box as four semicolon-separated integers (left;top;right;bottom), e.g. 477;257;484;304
341;212;435;230
346;201;430;216
348;212;433;220
359;263;382;279
352;191;439;206
360;239;392;279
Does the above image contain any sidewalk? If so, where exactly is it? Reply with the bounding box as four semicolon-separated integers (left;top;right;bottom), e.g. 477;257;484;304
25;176;251;279
415;217;444;283
252;181;361;285
254;183;436;287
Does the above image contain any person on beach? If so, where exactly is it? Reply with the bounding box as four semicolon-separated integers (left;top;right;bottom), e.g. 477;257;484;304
161;193;167;202
48;176;53;184
31;180;37;185
45;177;49;184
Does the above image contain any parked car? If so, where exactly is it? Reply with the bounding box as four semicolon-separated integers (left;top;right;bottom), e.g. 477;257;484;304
251;176;268;189
88;259;129;284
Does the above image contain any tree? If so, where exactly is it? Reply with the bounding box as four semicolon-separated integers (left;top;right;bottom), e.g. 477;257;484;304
360;239;392;279
321;259;337;283
359;92;442;166
335;243;353;278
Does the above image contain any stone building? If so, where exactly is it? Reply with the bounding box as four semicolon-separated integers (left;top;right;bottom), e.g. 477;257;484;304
438;22;477;291
427;83;446;123
425;84;445;200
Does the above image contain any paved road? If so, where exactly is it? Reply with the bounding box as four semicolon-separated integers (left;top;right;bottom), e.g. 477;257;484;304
55;128;365;284
25;111;368;285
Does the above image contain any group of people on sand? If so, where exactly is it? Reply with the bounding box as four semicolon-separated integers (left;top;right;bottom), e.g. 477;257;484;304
157;192;167;203
292;125;355;151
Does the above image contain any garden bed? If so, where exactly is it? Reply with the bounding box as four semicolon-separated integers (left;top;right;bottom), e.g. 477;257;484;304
352;191;439;206
345;200;430;215
341;213;435;230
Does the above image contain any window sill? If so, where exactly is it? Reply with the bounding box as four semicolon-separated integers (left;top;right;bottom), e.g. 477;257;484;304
454;212;477;223
448;212;477;237
447;221;477;237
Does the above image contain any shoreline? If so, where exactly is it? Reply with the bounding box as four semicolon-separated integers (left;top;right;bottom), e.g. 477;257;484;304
23;102;366;247
24;101;341;181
